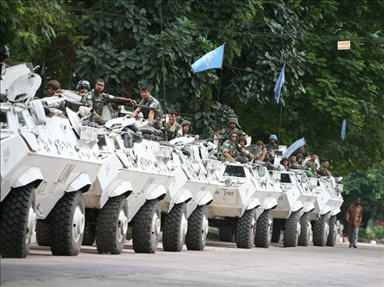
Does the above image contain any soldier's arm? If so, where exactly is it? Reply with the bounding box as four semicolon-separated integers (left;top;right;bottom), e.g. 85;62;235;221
114;96;136;105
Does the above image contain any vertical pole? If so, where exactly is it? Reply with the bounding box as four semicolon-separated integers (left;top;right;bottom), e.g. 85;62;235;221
159;0;166;107
278;96;283;140
217;68;223;103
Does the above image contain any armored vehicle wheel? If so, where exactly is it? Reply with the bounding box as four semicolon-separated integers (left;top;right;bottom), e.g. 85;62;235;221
163;202;188;252
298;213;311;246
236;208;257;249
36;219;51;246
284;211;301;247
271;219;282;243
48;191;85;256
326;215;337;247
313;214;329;246
219;226;234;242
132;199;161;253
96;195;128;254
186;205;208;251
254;209;273;248
0;185;36;258
82;221;96;246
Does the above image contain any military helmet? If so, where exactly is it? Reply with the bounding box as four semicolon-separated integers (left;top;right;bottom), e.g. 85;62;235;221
296;153;303;159
256;140;264;145
281;157;289;163
269;134;278;141
228;117;241;128
0;45;9;58
76;80;90;91
181;120;191;126
238;135;247;144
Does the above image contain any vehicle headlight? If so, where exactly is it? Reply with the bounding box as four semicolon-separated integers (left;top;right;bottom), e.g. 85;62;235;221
224;178;232;186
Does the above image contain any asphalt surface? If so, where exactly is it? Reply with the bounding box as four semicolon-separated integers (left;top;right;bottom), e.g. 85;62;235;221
1;241;383;287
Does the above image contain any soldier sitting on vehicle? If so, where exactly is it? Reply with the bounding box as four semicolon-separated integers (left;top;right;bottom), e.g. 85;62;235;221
288;154;301;169
236;135;254;163
280;157;289;170
296;153;305;167
132;86;162;128
181;120;200;140
252;140;268;162
82;79;136;123
317;159;332;177
76;80;90;97
221;131;239;162
216;117;245;141
165;111;182;141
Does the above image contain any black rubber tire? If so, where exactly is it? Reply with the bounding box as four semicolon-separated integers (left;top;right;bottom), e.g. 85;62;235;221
36;219;51;246
327;215;337;247
96;195;128;254
0;185;35;258
48;191;85;256
186;205;208;251
313;214;329;246
298;213;311;246
235;208;257;249
255;209;273;248
162;202;188;252
218;226;234;242
284;211;301;247
132;199;161;253
82;221;96;246
271;219;282;243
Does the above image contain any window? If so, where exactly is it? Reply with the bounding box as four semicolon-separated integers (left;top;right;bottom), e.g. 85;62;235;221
280;173;292;183
97;135;108;151
17;112;27;127
224;165;246;178
0;111;8;129
113;137;121;150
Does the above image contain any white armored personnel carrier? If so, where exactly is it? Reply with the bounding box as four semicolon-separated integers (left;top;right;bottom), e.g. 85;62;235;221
207;160;281;249
0;63;101;258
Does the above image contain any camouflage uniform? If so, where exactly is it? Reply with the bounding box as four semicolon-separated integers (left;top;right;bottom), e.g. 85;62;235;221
165;122;182;141
221;139;238;162
138;95;162;128
317;166;330;177
266;143;278;159
289;162;301;169
305;160;318;173
82;89;118;120
220;127;243;140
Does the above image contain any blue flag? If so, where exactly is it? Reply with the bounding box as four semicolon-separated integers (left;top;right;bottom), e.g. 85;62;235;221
341;119;346;140
274;64;285;103
191;43;225;73
283;137;306;159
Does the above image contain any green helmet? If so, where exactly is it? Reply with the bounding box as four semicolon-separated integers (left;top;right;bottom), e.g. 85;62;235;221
181;120;191;126
228;117;241;128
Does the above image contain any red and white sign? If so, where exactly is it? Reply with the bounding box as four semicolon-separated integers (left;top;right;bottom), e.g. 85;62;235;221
337;41;351;50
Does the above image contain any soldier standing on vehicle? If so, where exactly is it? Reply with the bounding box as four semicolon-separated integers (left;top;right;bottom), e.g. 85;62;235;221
82;79;135;123
181;120;200;140
76;80;90;97
132;86;162;127
318;159;332;177
216;117;244;139
221;131;239;162
236;135;254;163
266;134;279;159
346;198;362;248
165;111;182;141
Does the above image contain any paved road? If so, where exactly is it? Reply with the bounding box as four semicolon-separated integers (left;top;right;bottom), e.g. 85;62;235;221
1;241;383;287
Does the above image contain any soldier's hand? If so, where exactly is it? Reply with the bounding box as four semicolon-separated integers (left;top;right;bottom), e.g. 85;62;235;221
127;98;137;106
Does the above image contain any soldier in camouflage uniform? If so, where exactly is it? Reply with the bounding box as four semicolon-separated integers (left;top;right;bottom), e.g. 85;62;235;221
296;153;304;167
266;134;279;162
288;154;301;169
181;120;200;140
132;86;162;128
236;135;254;163
318;159;332;177
165;112;182;141
251;140;268;162
82;79;135;123
305;153;319;176
221;131;239;162
217;117;244;140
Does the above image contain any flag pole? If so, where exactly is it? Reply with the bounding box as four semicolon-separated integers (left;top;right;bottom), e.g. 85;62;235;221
216;43;225;103
278;96;283;139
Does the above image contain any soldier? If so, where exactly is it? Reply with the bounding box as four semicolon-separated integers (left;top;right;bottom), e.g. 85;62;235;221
82;79;135;123
253;140;268;162
216;117;243;140
165;111;182;141
76;80;90;97
45;80;63;97
318;159;332;177
181;120;200;140
280;157;289;170
132;86;162;127
221;131;239;162
0;45;9;79
236;135;254;163
289;154;300;169
266;134;279;159
305;153;319;176
296;153;304;167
